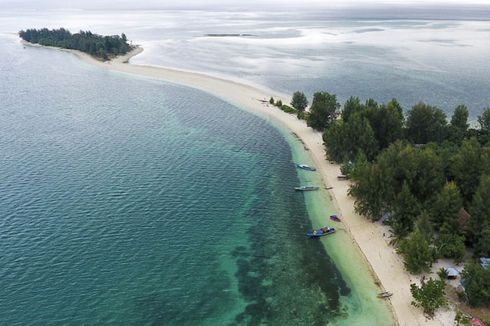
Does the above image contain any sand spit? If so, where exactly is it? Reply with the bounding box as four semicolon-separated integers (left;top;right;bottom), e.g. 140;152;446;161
26;42;455;325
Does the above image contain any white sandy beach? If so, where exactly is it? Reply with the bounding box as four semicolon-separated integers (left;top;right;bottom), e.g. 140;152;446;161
39;44;455;326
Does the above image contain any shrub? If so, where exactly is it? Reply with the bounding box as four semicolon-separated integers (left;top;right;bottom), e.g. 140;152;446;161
461;263;490;307
291;91;308;112
410;278;448;317
297;111;309;120
280;105;296;114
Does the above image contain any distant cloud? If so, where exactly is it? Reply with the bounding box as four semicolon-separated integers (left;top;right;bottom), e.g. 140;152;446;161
2;0;490;10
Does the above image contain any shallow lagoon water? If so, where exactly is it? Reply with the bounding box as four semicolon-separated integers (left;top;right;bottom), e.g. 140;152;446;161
0;37;392;324
1;10;489;117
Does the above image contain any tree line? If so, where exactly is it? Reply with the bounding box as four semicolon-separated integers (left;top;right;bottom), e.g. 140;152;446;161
19;28;133;60
274;91;490;309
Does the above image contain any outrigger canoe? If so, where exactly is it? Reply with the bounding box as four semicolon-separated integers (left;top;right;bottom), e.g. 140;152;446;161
307;227;336;238
296;164;316;171
330;215;341;222
294;186;319;192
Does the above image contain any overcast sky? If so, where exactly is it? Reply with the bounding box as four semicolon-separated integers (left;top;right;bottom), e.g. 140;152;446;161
2;0;490;11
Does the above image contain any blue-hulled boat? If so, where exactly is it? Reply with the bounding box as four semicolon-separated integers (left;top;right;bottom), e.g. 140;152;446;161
306;226;336;237
330;215;341;222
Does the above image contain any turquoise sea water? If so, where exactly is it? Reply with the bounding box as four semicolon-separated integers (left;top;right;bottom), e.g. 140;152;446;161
0;36;391;324
2;7;488;324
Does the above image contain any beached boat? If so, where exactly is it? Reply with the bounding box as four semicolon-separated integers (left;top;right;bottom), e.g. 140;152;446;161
330;215;341;222
296;163;316;171
377;291;393;299
307;226;336;237
294;186;319;191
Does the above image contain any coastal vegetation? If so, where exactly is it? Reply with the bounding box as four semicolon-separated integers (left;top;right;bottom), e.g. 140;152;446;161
307;92;340;131
19;28;133;60
291;91;308;112
398;224;433;273
269;96;306;116
321;98;489;263
410;277;448;317
461;263;490;307
277;90;490;314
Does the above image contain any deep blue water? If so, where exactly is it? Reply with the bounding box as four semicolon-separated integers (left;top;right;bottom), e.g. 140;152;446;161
0;36;354;325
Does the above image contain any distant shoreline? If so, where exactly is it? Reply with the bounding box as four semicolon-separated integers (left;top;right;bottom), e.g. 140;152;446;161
22;39;454;325
18;28;134;61
21;39;144;63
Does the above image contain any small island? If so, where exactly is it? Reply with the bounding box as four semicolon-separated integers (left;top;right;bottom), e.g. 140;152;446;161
19;28;134;60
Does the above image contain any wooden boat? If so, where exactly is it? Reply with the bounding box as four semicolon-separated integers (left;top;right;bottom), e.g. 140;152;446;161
307;227;336;237
330;215;341;222
377;291;393;299
294;186;319;192
296;164;316;171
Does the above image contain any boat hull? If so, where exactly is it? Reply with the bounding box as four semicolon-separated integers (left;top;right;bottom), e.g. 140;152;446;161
330;214;341;222
296;164;316;171
306;228;336;237
294;186;319;191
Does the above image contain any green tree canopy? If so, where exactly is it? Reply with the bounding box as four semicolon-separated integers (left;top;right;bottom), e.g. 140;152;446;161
399;227;434;274
451;104;469;132
391;182;420;238
478;107;490;134
323;120;345;162
436;223;465;262
448;105;470;143
344;113;379;161
349;141;445;222
371;99;404;149
315;94;490;272
469;175;490;256
341;96;363;122
307;92;340;131
326;96;386;162
376;142;445;203
450;138;483;203
290;91;308;112
323;112;378;162
349;154;387;220
19;28;133;60
475;227;490;258
410;278;448;317
430;181;463;231
461;263;490;307
406;102;448;144
415;211;433;242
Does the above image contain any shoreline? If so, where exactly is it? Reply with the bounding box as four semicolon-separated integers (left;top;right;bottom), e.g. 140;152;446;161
25;42;454;325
